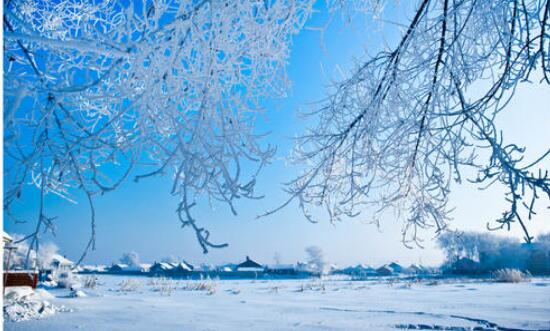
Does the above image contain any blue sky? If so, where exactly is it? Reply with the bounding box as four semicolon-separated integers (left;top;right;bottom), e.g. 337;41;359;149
5;2;550;267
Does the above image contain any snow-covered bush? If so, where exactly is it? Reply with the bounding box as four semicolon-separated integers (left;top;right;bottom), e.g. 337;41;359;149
82;276;98;289
56;272;81;289
149;277;178;296
298;280;326;292
182;279;217;295
3;287;70;322
492;269;531;283
118;279;141;292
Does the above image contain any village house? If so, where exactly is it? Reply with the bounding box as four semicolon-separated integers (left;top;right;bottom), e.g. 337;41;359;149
388;262;403;273
376;265;393;276
265;264;296;275
236;256;264;272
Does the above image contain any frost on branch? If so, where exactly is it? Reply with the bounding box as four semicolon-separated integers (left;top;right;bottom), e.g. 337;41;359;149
3;0;314;261
274;0;550;246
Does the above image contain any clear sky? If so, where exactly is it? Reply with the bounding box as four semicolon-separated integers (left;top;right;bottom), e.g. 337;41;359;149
4;2;550;267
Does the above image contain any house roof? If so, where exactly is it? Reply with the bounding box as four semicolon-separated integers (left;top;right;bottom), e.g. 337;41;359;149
237;256;263;269
151;262;175;271
173;261;193;272
376;265;393;272
3;231;13;243
51;254;74;265
388;262;402;269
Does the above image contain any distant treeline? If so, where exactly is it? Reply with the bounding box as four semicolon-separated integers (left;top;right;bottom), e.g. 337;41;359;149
437;232;550;275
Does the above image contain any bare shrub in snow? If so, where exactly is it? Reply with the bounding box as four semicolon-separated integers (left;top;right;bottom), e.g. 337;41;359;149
492;269;531;283
118;279;141;292
298;280;326;292
182;279;217;295
82;276;98;290
150;277;178;296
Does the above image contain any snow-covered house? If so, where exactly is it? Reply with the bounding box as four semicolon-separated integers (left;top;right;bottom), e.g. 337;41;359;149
376;265;393;276
265;264;296;275
388;262;403;273
3;231;13;246
169;261;194;275
236;256;264;272
109;263;129;273
340;264;375;276
217;264;236;272
50;255;74;272
404;264;425;274
149;262;176;275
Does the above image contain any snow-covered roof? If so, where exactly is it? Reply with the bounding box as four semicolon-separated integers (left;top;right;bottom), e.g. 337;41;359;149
151;262;175;271
173;262;193;272
51;254;74;266
376;265;393;272
236;256;263;270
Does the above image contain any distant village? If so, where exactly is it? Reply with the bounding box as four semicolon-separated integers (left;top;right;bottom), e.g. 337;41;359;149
3;230;550;290
77;257;434;279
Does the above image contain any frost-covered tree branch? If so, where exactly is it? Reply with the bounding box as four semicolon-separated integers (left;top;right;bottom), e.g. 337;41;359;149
273;0;550;246
4;0;314;261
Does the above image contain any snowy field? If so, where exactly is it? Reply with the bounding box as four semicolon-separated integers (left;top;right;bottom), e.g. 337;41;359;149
5;275;550;331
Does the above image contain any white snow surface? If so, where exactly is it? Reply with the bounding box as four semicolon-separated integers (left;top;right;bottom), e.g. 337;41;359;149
4;275;550;330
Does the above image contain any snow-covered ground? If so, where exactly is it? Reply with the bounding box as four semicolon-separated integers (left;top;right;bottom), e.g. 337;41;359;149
5;275;550;331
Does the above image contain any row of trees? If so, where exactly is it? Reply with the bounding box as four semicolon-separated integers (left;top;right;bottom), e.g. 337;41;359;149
438;231;550;272
4;0;550;261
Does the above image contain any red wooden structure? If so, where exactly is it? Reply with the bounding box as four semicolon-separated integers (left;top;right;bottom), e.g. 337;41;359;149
3;271;38;289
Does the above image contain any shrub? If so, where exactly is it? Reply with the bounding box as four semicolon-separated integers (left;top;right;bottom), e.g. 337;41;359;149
149;277;177;296
83;276;98;289
118;279;141;292
492;268;530;283
182;279;217;295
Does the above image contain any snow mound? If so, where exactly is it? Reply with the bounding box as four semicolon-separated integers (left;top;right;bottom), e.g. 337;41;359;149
3;286;71;322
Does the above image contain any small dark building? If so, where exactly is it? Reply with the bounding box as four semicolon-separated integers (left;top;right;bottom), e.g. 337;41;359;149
236;256;264;271
376;265;393;276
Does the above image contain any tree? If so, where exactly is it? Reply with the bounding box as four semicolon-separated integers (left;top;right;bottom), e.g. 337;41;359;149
3;234;59;270
120;251;141;267
304;245;327;274
4;0;315;263
437;231;527;271
273;0;550;246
